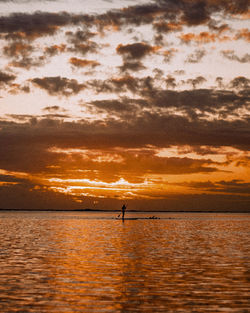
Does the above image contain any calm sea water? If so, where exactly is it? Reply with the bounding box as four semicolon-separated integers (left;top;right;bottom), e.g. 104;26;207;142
0;211;249;313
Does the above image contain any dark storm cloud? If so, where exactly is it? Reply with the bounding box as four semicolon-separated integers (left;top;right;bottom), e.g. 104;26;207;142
186;76;207;88
88;75;153;94
208;20;229;33
42;105;66;112
3;42;34;57
221;50;250;63
127;0;249;26
0;70;16;84
145;87;250;118
116;43;159;60
185;49;206;63
156;0;249;28
0;4;157;42
176;180;250;195
86;98;143;117
1;97;249;154
66;30;96;44
0;116;226;177
230;76;250;89
154;33;164;45
127;113;249;149
42;112;71;119
87;79;114;93
3;41;46;69
0;173;28;184
119;61;146;72
44;44;66;56
0;12;93;40
0;182;86;211
0;1;248;44
153;21;182;33
6;114;34;121
213;180;250;194
65;30;99;55
0;136;61;173
0;0;247;74
9;56;46;69
0;12;68;38
181;1;210;26
67;42;98;56
109;76;139;93
88;99;136;112
117;0;234;29
86;75;250;119
215;77;224;89
32;76;85;96
165;75;176;89
95;3;161;29
120;154;221;175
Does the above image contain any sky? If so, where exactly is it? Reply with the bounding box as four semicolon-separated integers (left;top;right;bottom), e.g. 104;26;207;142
0;0;249;211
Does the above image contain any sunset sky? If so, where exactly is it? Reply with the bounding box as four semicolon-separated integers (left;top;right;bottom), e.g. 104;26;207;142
0;0;249;211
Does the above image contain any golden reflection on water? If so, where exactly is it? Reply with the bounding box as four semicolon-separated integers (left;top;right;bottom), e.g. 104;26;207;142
0;212;249;313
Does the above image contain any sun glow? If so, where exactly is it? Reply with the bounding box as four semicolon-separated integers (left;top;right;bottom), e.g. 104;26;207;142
48;177;153;199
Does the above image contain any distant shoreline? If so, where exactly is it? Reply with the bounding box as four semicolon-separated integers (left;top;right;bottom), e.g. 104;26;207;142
0;209;249;213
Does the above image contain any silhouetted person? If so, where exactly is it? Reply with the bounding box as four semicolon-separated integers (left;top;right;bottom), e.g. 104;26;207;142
121;204;126;220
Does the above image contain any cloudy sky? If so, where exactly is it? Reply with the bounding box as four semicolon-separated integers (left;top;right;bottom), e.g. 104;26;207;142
0;0;249;211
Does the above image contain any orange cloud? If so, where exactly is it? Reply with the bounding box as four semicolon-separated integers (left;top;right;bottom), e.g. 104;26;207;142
235;28;250;42
110;75;138;92
154;21;183;33
238;11;250;20
103;23;120;32
3;42;33;57
69;57;100;68
180;31;218;43
44;44;66;56
8;56;46;69
163;48;178;62
180;31;233;44
8;83;30;95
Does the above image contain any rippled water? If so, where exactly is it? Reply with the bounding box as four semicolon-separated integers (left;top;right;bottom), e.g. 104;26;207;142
0;211;249;313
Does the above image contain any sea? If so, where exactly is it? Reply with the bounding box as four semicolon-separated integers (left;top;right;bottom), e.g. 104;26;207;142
0;211;249;313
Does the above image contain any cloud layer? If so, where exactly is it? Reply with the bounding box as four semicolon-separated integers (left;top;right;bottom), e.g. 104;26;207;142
0;0;249;211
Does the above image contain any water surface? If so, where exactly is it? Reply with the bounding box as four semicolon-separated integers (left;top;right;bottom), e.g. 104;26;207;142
0;211;249;312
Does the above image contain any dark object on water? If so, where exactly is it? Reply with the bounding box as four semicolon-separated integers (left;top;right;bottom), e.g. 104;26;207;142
115;215;161;220
121;204;126;220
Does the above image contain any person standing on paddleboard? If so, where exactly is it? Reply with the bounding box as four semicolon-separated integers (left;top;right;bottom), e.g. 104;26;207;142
121;204;126;220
